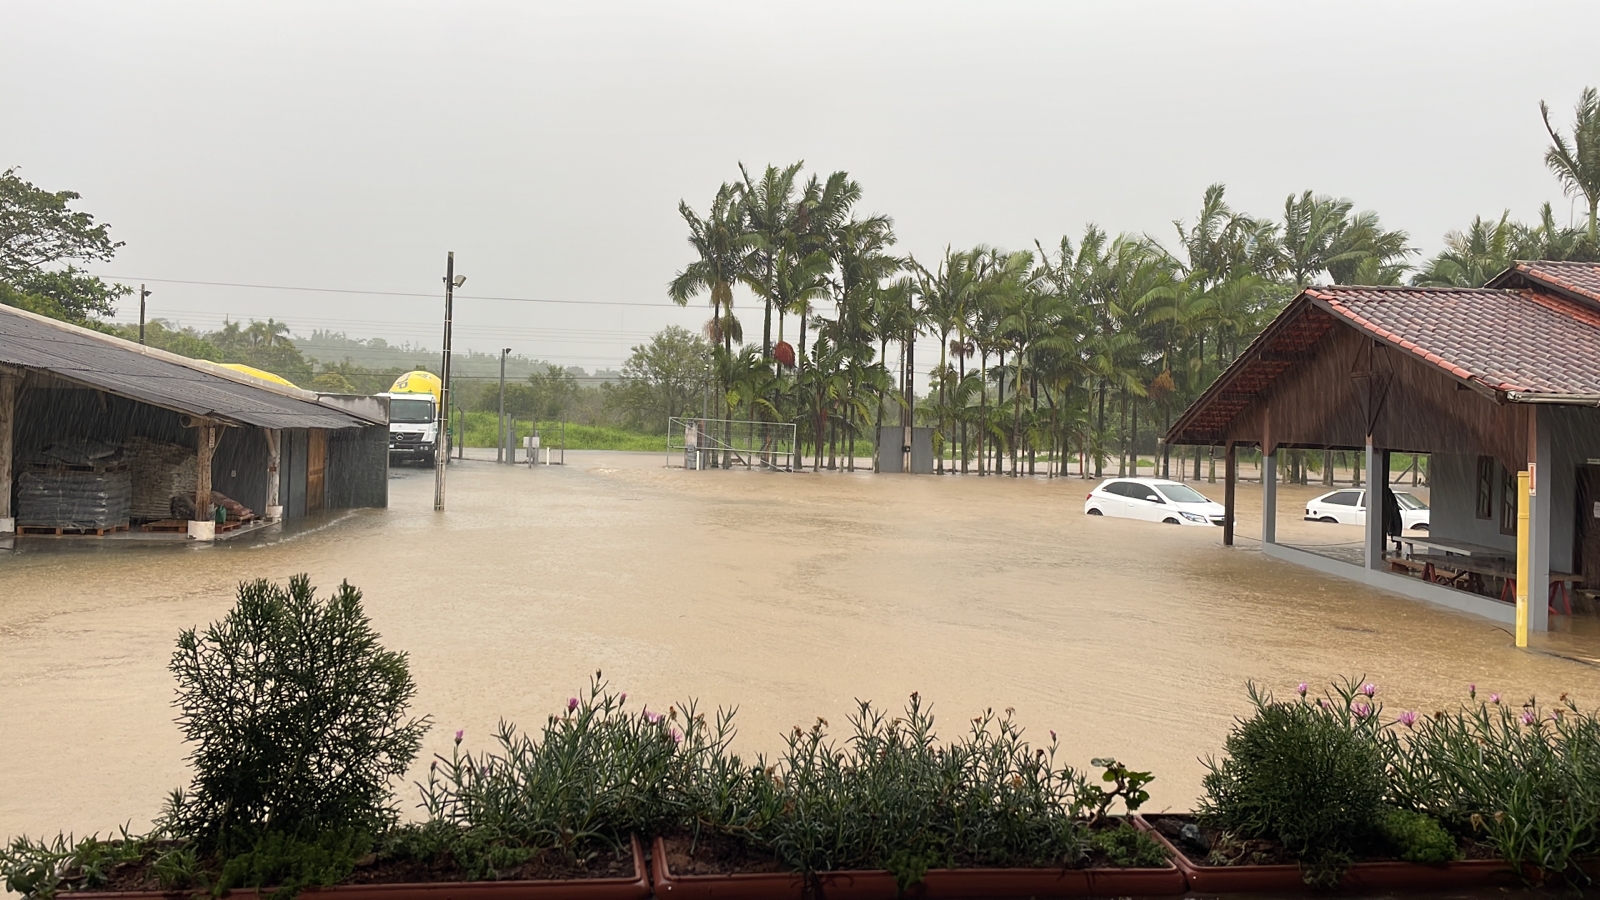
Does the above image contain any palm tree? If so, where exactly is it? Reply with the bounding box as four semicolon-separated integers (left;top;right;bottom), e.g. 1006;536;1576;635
739;161;805;357
1541;87;1600;248
670;182;758;465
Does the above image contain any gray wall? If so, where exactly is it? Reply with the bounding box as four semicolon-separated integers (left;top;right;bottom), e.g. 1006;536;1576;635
1543;405;1600;575
1429;452;1515;554
328;424;388;510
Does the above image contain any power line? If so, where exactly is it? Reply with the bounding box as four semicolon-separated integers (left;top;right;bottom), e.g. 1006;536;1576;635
98;275;707;309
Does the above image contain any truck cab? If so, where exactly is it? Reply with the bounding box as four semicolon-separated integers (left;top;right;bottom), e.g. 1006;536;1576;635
379;392;440;465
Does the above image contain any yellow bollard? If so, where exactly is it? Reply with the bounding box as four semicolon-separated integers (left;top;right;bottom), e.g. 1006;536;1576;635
1516;471;1530;648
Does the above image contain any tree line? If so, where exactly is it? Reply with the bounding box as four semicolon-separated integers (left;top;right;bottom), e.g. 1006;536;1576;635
667;88;1600;476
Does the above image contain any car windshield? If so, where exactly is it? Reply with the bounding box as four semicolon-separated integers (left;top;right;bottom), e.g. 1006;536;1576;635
1395;492;1429;510
390;398;435;424
1156;483;1209;504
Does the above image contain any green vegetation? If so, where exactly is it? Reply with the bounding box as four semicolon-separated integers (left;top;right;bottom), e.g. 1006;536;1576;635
455;413;662;452
1200;680;1389;886
660;88;1600;477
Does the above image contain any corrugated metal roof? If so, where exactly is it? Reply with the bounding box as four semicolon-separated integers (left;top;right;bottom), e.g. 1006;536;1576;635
0;304;378;430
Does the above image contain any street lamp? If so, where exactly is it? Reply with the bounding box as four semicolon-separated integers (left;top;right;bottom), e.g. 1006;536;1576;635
498;347;512;463
435;253;465;511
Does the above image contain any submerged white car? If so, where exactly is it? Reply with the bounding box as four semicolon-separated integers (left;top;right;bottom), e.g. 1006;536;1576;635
1304;489;1430;531
1083;477;1227;526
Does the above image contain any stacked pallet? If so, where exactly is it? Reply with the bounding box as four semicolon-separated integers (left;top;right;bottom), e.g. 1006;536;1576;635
16;467;132;533
125;437;198;522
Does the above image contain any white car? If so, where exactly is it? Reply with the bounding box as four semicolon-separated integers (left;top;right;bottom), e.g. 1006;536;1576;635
1304;489;1430;531
1083;477;1227;526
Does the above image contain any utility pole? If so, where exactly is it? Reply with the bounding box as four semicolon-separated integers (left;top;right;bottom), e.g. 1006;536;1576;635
435;252;464;511
138;285;152;345
498;348;511;463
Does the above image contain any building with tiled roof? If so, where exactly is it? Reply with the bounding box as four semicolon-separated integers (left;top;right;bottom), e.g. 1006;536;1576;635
1166;262;1600;633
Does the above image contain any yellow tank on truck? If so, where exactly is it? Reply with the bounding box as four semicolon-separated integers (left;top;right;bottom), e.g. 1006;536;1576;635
389;370;442;404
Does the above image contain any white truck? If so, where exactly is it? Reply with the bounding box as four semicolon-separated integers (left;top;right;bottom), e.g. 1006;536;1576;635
379;371;444;466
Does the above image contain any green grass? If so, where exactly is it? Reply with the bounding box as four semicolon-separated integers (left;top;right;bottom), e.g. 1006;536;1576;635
456;412;664;452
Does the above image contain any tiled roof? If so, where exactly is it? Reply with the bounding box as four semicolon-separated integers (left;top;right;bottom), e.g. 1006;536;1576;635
1167;279;1600;444
1494;260;1600;305
1306;285;1600;396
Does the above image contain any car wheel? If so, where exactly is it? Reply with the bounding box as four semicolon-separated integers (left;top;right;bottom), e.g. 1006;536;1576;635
1319;516;1338;524
1087;508;1103;516
1414;524;1429;532
1163;517;1180;525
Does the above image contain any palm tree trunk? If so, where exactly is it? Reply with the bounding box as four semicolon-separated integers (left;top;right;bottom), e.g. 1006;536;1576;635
957;345;968;474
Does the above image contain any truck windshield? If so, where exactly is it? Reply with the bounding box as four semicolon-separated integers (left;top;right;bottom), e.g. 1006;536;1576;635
390;398;435;424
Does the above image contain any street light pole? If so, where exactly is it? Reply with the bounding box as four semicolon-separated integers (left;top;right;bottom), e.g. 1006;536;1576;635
435;252;463;511
498;348;511;463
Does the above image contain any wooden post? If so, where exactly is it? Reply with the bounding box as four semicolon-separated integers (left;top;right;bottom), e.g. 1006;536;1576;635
1223;442;1237;546
1364;437;1384;570
0;371;17;532
195;423;214;519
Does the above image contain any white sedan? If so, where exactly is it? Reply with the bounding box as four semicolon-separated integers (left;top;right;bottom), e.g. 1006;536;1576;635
1083;477;1227;526
1304;489;1430;531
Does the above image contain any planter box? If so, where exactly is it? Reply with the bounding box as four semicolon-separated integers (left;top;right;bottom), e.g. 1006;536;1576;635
649;834;1186;900
63;836;650;900
1139;814;1518;893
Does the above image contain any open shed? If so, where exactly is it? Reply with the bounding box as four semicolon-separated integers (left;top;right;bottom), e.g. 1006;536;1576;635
1165;261;1600;631
0;303;388;542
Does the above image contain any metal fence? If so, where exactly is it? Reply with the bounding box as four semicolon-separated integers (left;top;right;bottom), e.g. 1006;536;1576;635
667;418;796;471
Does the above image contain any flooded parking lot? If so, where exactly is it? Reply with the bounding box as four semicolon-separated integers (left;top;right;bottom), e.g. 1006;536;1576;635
2;452;1596;843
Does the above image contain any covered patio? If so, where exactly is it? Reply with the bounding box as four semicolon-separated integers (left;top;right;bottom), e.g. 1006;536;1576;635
1166;261;1600;632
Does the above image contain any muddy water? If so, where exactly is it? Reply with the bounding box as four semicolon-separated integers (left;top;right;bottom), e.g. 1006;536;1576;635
2;453;1596;844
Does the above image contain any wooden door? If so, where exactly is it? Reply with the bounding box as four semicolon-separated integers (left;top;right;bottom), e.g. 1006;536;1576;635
1577;466;1600;586
306;429;327;514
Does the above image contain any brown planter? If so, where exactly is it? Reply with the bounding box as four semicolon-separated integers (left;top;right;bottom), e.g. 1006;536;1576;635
650;835;1186;900
63;836;651;900
1138;814;1519;893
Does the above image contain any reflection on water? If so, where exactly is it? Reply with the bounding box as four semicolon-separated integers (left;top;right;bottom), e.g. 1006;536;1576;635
2;452;1596;849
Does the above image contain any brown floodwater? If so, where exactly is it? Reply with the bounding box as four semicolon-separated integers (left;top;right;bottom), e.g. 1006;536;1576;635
2;452;1597;846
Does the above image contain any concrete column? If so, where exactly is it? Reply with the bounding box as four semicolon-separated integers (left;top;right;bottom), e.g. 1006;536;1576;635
1528;408;1552;632
1262;448;1278;546
265;429;283;521
1223;442;1237;546
1365;436;1384;570
0;372;16;533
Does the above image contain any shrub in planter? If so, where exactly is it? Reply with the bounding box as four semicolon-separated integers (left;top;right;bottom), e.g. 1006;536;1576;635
1382;691;1600;884
1198;680;1387;885
394;676;701;879
1;575;431;899
670;694;1167;889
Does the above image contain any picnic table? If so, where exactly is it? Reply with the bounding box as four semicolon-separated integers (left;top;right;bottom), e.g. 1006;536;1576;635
1398;535;1513;561
1401;551;1581;614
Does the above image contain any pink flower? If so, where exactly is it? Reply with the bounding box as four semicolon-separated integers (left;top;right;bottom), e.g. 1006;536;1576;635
454;729;464;744
671;728;683;745
567;697;580;712
1049;730;1057;742
1397;711;1417;728
644;708;661;724
1360;683;1377;697
1352;702;1372;719
1490;693;1501;705
1468;683;1476;699
1520;710;1537;726
620;692;627;703
1296;683;1308;697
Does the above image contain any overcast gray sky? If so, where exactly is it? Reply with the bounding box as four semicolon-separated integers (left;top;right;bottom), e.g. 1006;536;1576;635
5;1;1598;374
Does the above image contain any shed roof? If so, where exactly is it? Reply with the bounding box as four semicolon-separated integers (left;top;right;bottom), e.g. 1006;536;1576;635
1167;266;1600;445
0;304;381;430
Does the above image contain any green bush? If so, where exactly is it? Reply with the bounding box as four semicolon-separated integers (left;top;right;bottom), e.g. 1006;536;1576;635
1199;681;1386;886
164;575;431;850
1383;695;1600;883
410;676;695;872
1379;810;1458;864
